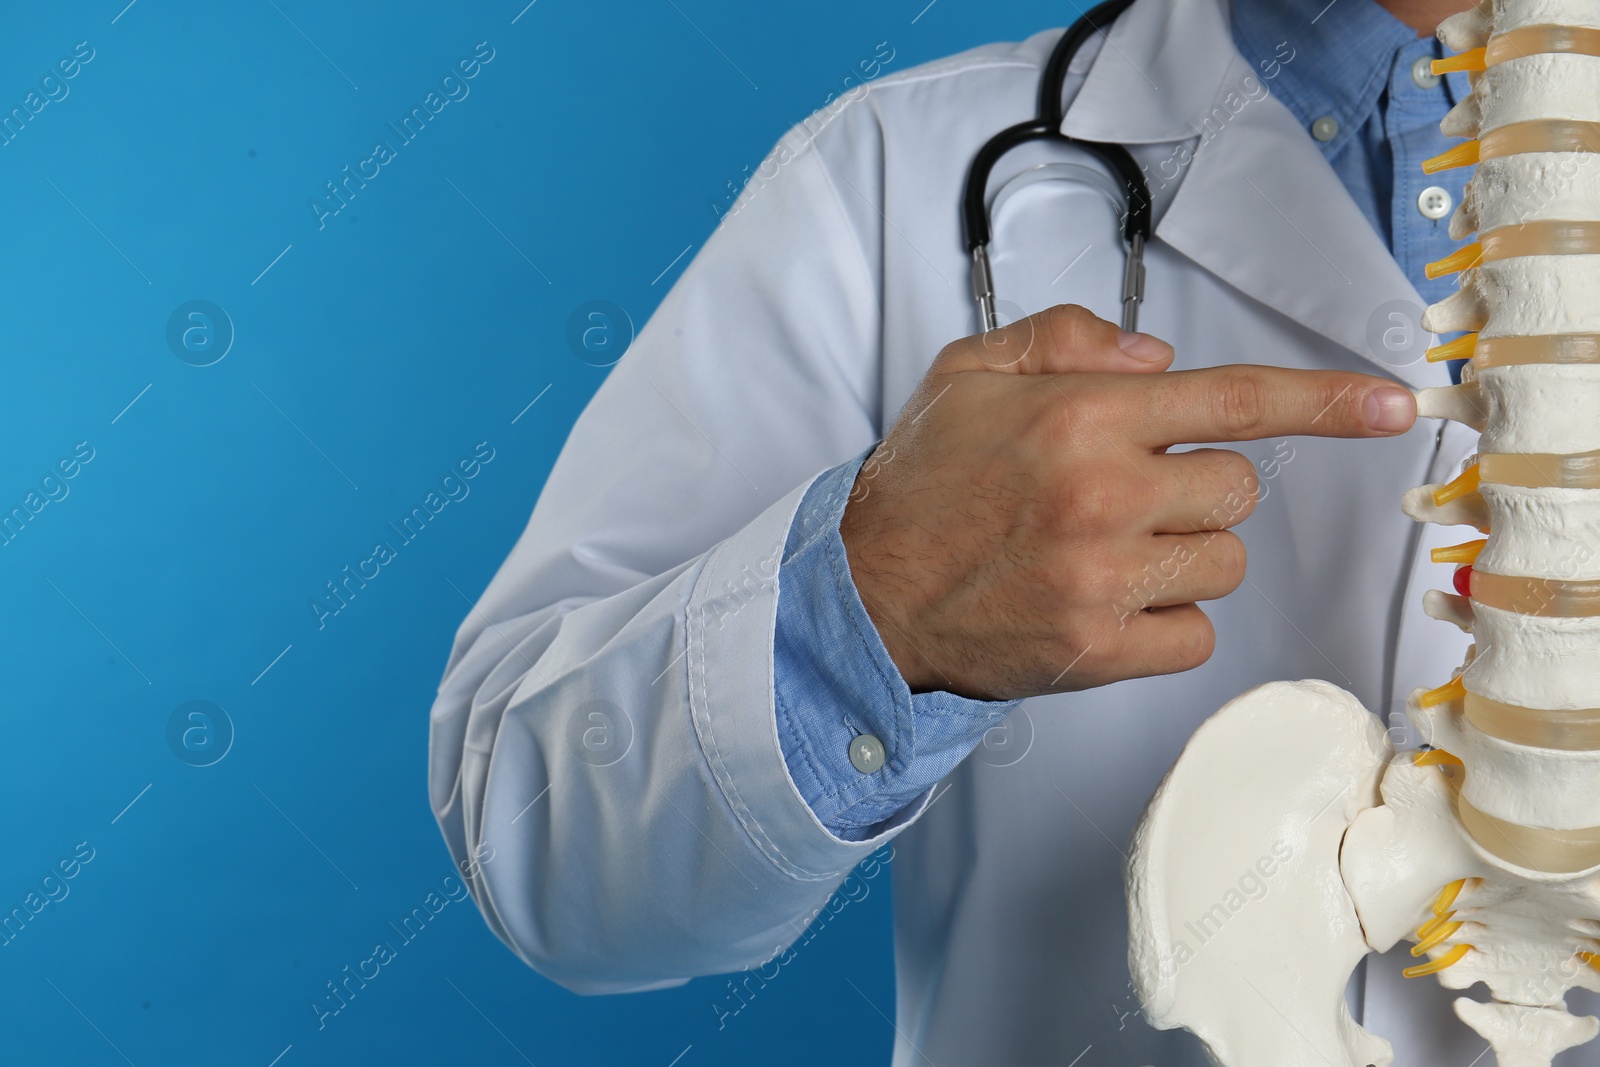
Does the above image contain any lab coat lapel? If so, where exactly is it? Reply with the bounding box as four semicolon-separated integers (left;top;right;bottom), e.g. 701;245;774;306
1157;63;1439;390
1063;0;1242;145
1063;0;1440;390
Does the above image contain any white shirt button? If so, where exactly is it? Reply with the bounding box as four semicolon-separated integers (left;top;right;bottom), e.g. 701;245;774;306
1418;185;1454;220
1412;55;1442;89
1311;115;1340;142
849;733;886;773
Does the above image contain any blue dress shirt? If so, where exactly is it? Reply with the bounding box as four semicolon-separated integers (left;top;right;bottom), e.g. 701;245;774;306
1231;0;1473;381
773;0;1474;840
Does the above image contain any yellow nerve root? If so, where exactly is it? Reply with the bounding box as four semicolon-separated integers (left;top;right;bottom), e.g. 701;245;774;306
1432;539;1487;565
1414;748;1465;767
1424;141;1481;174
1432;47;1488;75
1413;920;1465;955
1433;878;1466;916
1419;676;1468;709
1580;951;1600;973
1426;243;1484;280
1417;912;1456;940
1406;880;1474;975
1404;943;1471;978
1427;333;1479;364
1434;463;1482;506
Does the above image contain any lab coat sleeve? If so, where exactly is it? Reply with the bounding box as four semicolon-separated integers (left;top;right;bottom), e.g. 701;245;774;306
428;107;925;993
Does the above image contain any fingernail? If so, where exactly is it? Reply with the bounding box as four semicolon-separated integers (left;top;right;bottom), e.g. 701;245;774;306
1117;330;1171;362
1364;387;1416;432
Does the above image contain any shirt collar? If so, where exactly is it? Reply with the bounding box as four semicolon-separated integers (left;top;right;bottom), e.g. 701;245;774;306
1231;0;1419;158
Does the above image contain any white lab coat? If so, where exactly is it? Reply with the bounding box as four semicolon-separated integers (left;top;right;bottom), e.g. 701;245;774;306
427;0;1521;1060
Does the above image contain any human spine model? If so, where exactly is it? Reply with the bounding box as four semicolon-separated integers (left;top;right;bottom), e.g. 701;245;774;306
1125;3;1600;1063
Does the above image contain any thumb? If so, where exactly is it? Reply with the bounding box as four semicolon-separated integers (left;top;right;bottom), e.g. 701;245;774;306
942;303;1174;376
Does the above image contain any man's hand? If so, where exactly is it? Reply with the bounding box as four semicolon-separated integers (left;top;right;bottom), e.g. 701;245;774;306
839;304;1417;702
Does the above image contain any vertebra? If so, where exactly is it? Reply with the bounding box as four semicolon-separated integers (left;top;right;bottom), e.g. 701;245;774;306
1126;1;1600;1062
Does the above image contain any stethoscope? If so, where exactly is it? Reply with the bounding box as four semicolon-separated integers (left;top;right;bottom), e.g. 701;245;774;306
962;0;1153;332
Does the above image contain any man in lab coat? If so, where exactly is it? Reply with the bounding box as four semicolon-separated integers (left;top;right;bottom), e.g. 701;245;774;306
429;0;1516;1060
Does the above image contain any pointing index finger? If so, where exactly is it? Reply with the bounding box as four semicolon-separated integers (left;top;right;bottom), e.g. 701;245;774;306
1130;365;1417;447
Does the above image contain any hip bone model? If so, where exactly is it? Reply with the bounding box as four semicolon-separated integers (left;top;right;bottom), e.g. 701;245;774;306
1126;2;1600;1063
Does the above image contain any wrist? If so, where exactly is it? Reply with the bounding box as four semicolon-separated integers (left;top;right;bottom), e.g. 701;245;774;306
839;485;940;695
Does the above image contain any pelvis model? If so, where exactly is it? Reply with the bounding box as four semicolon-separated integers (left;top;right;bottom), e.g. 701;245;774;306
1127;2;1600;1063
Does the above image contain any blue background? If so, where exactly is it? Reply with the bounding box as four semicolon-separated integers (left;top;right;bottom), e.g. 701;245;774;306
0;1;1081;1064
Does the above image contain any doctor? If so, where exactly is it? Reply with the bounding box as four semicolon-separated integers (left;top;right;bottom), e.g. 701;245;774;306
428;0;1513;1059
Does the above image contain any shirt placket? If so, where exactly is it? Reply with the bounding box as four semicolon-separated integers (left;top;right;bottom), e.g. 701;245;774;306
1385;36;1473;382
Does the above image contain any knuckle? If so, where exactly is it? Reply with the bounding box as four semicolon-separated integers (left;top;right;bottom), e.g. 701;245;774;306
1231;485;1260;525
1236;457;1265;509
1212;371;1268;437
1184;450;1258;533
1217;451;1260;523
1196;489;1248;536
1045;303;1114;353
1046;303;1095;335
1218;454;1260;521
1174;610;1217;670
1059;472;1129;532
933;337;968;366
1028;390;1126;456
1223;448;1257;486
1206;531;1249;586
982;317;1039;369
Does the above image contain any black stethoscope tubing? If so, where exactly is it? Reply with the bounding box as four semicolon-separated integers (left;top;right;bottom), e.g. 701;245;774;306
962;0;1154;332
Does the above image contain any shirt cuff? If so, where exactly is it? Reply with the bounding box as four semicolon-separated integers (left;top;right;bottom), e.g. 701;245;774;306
773;446;1021;841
